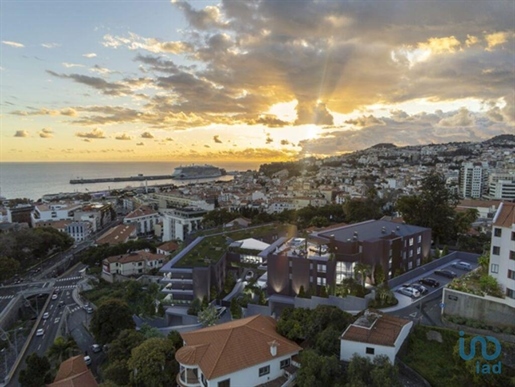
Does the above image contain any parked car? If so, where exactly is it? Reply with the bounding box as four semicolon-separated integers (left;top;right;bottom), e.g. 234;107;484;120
91;344;102;353
36;328;44;336
434;269;457;279
51;294;58;300
86;307;94;314
399;287;420;298
452;261;471;271
84;355;92;366
42;312;50;319
410;283;428;295
419;277;440;287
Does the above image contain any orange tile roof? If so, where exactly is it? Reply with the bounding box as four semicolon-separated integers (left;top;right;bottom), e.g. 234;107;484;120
157;241;179;252
48;355;98;387
176;315;301;380
96;224;136;245
494;202;515;228
125;205;158;219
341;313;411;347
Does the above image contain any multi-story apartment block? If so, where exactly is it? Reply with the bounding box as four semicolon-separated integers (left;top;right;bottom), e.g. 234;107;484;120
489;202;515;308
162;207;207;242
31;202;82;227
459;161;489;199
267;220;431;297
65;221;92;242
488;172;515;200
123;205;160;235
74;203;115;231
101;249;168;282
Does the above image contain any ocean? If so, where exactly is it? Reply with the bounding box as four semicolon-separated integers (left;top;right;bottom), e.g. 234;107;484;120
0;161;260;200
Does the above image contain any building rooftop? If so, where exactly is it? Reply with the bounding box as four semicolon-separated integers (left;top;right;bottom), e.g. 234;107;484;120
96;224;136;246
340;310;411;347
124;205;157;219
493;202;515;228
176;315;301;380
317;219;428;242
48;355;98;387
104;250;167;265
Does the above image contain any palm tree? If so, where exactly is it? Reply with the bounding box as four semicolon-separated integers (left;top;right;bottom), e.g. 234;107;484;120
354;262;371;288
47;336;79;365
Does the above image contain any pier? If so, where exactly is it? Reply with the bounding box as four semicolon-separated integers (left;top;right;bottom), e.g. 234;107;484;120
70;174;173;184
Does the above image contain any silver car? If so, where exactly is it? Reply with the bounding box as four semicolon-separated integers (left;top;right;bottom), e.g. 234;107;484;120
399;287;420;298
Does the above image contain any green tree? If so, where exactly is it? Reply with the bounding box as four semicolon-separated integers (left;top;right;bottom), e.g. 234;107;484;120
298;285;307;298
187;298;202;316
442;245;449;256
108;329;145;363
139;323;163;339
202;208;237;228
18;353;51;387
296;349;343;387
103;359;130;386
396;171;458;244
309;216;330;228
230;298;242;319
197;305;218;327
373;264;385;285
319;286;328;298
354;262;371;288
314;327;341;356
478;254;489;272
127;338;177;387
90;299;135;344
46;336;79;365
167;330;183;350
0;256;20;281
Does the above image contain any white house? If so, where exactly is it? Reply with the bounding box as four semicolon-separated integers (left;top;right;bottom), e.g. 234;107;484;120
162;207;207;242
31;202;82;227
101;250;168;282
156;241;179;256
65;221;92;242
123;205;160;235
175;315;302;387
340;310;413;363
489;202;515;308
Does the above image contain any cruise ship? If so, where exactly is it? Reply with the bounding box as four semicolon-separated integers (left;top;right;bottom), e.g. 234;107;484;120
171;164;226;180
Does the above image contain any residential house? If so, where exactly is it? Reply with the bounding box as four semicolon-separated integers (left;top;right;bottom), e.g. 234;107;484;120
175;315;301;387
489;202;515;308
47;355;98;387
101;249;168;282
157;241;179;256
340;310;413;363
123;205;160;235
31;202;82;227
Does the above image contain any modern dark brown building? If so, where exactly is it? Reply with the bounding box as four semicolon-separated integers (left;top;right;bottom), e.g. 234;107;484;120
267;220;431;297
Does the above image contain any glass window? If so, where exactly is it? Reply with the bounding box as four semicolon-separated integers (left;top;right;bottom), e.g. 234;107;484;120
494;228;502;237
510;251;515;261
280;358;291;369
259;366;270;377
491;264;499;274
508;270;515;280
492;246;500;255
366;347;375;355
317;264;327;273
409;238;414;246
218;379;230;387
507;288;515;300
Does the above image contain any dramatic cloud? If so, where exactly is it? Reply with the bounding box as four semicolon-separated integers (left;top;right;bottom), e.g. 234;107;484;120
213;135;222;143
46;70;132;96
2;40;24;48
141;131;154;138
76;128;106;139
102;32;191;54
345;115;386;127
14;130;29;137
115;133;133;140
438;107;474;127
90;65;114;75
39;128;53;138
41;43;60;49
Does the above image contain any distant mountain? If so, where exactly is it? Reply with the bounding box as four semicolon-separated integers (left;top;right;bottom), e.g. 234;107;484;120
482;134;515;144
369;143;397;149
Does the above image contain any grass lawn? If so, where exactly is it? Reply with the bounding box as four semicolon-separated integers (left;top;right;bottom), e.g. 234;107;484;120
82;281;126;306
401;325;469;387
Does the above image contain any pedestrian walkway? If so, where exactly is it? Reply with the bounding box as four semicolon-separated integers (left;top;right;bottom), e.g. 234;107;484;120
54;284;77;290
56;276;82;282
0;295;14;300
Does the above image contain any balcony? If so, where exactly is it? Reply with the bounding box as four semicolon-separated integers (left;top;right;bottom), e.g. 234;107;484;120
176;368;201;387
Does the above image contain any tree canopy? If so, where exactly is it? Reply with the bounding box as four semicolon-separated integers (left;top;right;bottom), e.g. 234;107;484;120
18;353;52;387
90;299;135;344
107;329;146;363
296;349;343;387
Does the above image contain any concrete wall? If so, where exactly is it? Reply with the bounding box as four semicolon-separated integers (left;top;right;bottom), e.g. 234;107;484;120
340;340;395;363
293;294;369;312
442;288;515;327
387;251;480;289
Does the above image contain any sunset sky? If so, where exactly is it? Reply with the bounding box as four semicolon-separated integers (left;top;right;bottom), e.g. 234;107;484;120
1;0;514;162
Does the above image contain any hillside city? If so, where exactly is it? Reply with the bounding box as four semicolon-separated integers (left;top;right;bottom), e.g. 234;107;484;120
0;134;514;387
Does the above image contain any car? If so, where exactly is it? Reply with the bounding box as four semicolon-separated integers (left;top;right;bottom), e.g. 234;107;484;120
36;328;44;336
419;277;440;287
86;307;94;314
410;283;428;295
84;355;92;366
434;269;457;279
91;344;102;353
452;261;471;271
51;294;58;300
42;312;50;319
399;287;420;298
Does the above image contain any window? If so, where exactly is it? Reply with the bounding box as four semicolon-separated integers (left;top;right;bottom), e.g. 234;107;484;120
366;347;375;355
408;262;413;270
317;277;327;286
317;264;327;273
511;251;515;261
280;358;291;369
508;270;515;280
409;238;414;246
259;366;270;377
416;258;420;267
218;379;230;387
494;228;502;237
491;264;499;274
507;288;515;300
512;232;515;241
409;250;413;258
492;246;500;255
417;247;421;255
417;235;422;243
288;273;292;280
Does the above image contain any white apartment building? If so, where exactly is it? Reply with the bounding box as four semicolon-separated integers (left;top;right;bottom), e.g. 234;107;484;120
489;202;515;308
65;221;92;242
101;250;168;282
123;206;160;235
162;207;207;241
488;172;515;200
459;161;489;199
31;202;82;227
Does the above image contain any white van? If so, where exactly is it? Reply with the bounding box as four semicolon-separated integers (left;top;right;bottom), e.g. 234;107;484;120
452;261;471;271
399;287;420;298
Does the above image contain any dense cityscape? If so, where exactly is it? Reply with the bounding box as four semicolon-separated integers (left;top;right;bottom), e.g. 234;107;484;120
2;0;514;386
